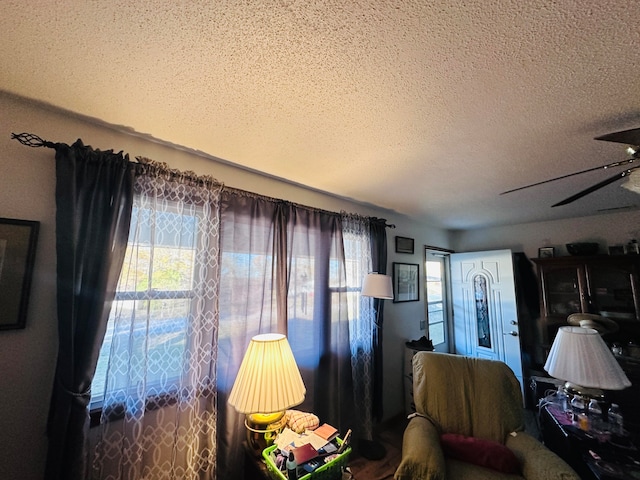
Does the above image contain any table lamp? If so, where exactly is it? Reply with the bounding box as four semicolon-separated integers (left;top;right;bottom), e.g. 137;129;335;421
228;333;306;451
544;326;631;399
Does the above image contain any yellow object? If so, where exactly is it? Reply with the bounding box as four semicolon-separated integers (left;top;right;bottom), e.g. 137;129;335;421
578;413;589;432
245;412;287;451
249;412;284;425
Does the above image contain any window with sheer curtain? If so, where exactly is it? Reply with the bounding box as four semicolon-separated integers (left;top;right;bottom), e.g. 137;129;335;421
8;133;383;480
90;166;221;480
90;171;379;480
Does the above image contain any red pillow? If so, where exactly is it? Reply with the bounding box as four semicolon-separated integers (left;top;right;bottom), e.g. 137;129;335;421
440;433;520;474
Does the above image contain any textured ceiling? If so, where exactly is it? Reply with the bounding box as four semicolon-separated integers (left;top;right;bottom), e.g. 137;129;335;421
2;0;640;230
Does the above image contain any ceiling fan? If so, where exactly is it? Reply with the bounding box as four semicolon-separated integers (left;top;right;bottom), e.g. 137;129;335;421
501;127;640;207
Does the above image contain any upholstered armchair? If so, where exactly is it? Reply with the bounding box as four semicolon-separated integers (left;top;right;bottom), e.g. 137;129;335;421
394;352;579;480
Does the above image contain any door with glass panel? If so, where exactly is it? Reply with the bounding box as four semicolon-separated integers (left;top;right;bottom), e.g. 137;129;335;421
450;249;524;394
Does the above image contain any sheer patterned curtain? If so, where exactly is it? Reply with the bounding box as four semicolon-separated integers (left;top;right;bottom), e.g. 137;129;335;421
341;213;375;441
369;218;389;420
91;160;221;480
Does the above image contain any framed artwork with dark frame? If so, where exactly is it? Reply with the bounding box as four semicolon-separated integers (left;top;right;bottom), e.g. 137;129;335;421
538;247;554;258
392;262;419;303
395;236;414;254
0;218;39;330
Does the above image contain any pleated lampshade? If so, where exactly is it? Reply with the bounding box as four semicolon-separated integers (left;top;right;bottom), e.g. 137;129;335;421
622;168;640;193
362;273;393;300
544;326;631;390
228;333;306;414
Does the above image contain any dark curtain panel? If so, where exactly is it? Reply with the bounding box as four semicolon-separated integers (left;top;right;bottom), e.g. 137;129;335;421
369;218;388;421
45;140;134;480
284;206;354;433
216;193;354;479
216;192;283;478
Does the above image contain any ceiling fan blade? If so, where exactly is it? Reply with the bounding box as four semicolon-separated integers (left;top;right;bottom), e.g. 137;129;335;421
502;128;640;197
551;170;629;207
500;159;636;195
595;127;640;145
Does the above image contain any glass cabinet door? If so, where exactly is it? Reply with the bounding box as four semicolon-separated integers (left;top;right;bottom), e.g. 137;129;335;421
587;264;639;321
542;266;583;318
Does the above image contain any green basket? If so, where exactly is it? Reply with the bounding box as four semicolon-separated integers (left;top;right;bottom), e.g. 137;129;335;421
262;438;351;480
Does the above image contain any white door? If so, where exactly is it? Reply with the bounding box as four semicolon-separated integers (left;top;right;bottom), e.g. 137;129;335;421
450;249;524;395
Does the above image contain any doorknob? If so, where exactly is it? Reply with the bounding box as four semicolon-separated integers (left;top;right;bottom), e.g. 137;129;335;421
510;320;517;325
503;331;518;337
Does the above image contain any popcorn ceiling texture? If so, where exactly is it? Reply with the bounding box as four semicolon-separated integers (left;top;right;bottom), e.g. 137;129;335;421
1;0;639;229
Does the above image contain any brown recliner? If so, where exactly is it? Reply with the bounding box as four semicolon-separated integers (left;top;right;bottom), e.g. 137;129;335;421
394;352;579;480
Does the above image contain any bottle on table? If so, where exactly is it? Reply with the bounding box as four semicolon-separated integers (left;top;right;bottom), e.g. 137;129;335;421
555;385;568;412
607;403;624;436
570;394;586;428
286;451;298;480
587;398;603;432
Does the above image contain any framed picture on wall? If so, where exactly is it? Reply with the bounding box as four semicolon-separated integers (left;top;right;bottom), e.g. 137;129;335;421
0;217;39;330
395;236;415;254
538;247;554;258
392;262;419;303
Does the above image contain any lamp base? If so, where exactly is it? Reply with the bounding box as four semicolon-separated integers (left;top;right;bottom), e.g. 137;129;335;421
245;412;287;453
563;382;605;401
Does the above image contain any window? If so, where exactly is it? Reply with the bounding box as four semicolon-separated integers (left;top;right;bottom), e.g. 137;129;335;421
474;274;491;348
91;205;202;409
424;248;451;349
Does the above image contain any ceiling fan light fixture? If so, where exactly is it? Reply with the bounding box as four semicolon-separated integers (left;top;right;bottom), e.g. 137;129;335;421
626;145;640;158
621;169;640;194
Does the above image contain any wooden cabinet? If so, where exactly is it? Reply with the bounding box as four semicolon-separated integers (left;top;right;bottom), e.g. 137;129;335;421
533;255;640;352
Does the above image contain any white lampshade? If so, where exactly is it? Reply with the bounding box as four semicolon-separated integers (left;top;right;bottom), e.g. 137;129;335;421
622;169;640;194
362;273;393;300
228;333;306;414
544;326;631;390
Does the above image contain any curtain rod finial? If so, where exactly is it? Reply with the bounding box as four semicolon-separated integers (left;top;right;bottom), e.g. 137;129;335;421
11;132;55;148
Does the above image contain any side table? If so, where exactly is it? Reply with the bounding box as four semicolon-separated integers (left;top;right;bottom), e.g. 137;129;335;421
539;404;640;480
244;443;270;479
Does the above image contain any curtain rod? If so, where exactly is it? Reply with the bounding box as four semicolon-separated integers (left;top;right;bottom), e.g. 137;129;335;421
11;132;395;229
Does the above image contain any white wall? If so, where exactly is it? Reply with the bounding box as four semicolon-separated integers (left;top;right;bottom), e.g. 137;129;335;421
451;211;640;259
0;91;450;479
0;95;58;480
383;221;450;422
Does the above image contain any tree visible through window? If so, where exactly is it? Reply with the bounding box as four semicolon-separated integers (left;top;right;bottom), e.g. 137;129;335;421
91;207;201;408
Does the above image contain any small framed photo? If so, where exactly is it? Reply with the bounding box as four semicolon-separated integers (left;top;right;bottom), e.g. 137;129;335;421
395;236;414;254
392;262;419;303
0;218;39;330
538;247;554;258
